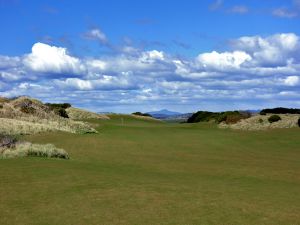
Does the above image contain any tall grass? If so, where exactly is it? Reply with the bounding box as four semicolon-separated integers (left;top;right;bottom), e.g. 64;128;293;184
66;107;110;120
219;114;300;130
0;96;98;135
0;117;97;135
1;142;69;159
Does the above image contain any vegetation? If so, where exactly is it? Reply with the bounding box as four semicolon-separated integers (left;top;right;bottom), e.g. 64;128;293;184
45;103;71;118
298;118;300;127
220;114;299;130
0;115;299;224
0;97;97;134
1;142;69;159
132;112;152;117
187;110;250;124
0;134;17;148
66;107;110;120
260;107;300;115
268;115;281;123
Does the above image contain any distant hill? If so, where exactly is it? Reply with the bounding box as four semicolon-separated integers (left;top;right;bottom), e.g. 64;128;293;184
147;109;182;119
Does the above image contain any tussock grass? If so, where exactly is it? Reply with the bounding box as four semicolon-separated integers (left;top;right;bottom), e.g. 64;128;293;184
66;107;110;120
219;114;300;130
0;96;97;135
0;117;97;135
1;142;69;159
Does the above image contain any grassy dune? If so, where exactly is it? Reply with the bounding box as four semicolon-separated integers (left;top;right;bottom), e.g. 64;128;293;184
0;116;300;224
66;107;110;120
0;97;97;134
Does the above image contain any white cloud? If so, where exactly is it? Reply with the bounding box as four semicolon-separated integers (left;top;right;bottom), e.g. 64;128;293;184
196;51;252;70
284;76;299;86
83;28;108;44
230;33;299;66
272;8;298;18
1;33;300;112
23;42;85;75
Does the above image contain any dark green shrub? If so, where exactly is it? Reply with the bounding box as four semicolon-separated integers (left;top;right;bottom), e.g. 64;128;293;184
46;103;71;118
258;118;263;123
298;118;300;127
188;110;250;124
132;112;152;117
260;107;300;115
54;108;69;118
45;103;71;109
268;115;281;123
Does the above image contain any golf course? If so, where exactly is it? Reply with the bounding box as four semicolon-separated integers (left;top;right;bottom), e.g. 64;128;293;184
1;114;299;225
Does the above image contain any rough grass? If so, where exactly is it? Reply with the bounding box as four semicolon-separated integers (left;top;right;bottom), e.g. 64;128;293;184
66;107;110;120
219;114;300;130
0;116;299;225
0;117;97;135
1;142;69;159
0;96;97;135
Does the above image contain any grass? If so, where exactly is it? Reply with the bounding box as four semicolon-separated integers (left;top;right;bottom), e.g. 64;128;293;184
0;116;300;224
220;114;300;130
1;142;69;159
0;96;98;135
66;107;110;120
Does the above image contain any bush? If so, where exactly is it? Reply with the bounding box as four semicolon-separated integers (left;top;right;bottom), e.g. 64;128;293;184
55;108;69;118
258;118;263;123
132;112;152;117
298;118;300;127
260;107;300;115
188;110;250;124
268;115;281;123
46;103;71;118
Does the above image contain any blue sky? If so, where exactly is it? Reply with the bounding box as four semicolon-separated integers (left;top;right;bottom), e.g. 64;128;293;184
1;0;300;113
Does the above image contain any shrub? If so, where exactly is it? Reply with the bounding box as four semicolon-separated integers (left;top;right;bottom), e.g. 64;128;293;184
188;110;250;124
260;107;300;115
268;115;281;123
132;112;152;117
55;108;69;118
258;118;263;123
46;103;71;118
298;118;300;127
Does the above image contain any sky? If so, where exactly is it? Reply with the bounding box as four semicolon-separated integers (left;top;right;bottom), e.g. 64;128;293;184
1;0;300;113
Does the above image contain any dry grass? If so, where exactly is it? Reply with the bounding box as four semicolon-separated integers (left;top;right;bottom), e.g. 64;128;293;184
219;114;300;131
0;142;69;159
66;107;110;120
0;96;97;135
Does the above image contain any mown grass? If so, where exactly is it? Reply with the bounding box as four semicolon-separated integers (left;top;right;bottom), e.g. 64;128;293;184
0;116;300;225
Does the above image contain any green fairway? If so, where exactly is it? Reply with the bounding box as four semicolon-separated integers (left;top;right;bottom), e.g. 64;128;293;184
1;116;300;225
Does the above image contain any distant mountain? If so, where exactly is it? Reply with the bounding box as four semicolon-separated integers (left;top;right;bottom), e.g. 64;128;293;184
147;109;182;119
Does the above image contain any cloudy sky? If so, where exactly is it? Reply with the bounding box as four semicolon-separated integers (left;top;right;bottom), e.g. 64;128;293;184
1;0;300;113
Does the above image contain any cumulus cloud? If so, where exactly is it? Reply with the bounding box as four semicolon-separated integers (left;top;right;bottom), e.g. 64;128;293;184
196;51;252;70
229;33;299;66
23;42;85;75
1;33;300;112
